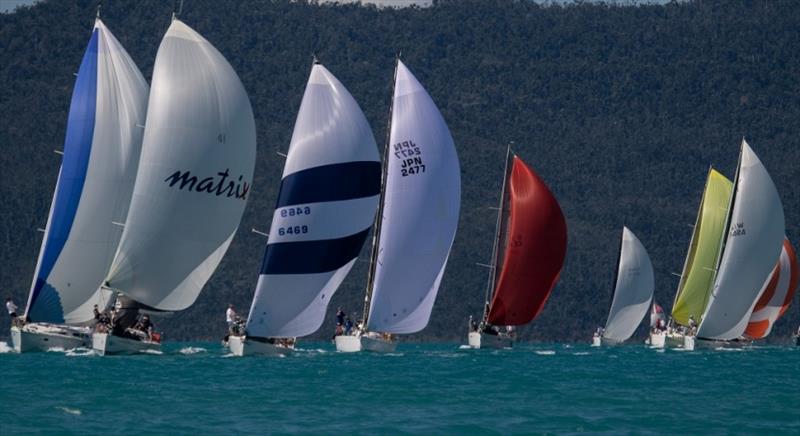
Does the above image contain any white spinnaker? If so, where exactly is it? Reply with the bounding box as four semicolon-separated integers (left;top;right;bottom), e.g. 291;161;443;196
245;64;380;338
602;227;655;343
366;61;461;334
106;19;256;310
25;19;148;324
697;140;785;340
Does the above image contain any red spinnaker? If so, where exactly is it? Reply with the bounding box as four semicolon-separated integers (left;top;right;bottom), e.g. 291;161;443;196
487;157;567;326
744;238;798;339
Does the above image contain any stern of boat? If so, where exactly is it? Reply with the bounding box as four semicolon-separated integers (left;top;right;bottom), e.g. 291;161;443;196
334;335;362;353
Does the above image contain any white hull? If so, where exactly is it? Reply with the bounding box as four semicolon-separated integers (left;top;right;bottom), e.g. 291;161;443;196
10;324;91;353
683;334;696;351
228;335;293;356
92;332;160;356
665;330;686;348
361;334;397;353
334;335;362;352
649;331;666;348
591;335;601;347
468;331;514;349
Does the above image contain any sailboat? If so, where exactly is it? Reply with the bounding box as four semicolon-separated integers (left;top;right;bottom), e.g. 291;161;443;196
659;168;732;349
467;149;567;349
228;61;380;356
92;17;256;355
648;301;667;347
10;18;148;352
691;140;785;350
743;238;797;340
593;227;654;347
334;59;461;353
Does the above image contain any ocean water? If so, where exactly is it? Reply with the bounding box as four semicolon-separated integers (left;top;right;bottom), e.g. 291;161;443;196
1;341;798;434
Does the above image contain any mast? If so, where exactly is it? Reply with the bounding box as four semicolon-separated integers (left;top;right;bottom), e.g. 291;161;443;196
671;165;713;315
704;141;743;320
481;143;513;323
361;55;400;328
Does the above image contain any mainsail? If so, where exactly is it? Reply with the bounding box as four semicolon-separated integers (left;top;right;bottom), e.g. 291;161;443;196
670;169;732;326
744;238;798;339
697;140;785;340
245;63;380;338
105;19;256;310
486;156;567;326
365;60;461;334
602;227;654;343
24;19;148;324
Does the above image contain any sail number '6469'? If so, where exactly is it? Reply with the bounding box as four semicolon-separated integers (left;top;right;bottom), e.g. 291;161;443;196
278;225;308;236
394;140;426;177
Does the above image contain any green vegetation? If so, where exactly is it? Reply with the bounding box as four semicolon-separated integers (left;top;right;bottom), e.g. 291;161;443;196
1;0;797;342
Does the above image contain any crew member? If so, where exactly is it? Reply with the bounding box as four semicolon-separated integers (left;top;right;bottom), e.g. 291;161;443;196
5;297;18;319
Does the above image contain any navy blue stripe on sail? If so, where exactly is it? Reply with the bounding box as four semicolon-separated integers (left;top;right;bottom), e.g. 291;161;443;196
27;29;99;323
261;229;371;275
276;161;380;208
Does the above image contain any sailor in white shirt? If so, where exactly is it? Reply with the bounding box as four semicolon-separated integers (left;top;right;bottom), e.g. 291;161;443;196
5;297;18;318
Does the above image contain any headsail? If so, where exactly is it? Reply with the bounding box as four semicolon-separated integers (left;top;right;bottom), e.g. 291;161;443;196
244;64;380;338
671;169;732;326
698;140;785;340
24;19;148;324
744;238;798;339
105;19;256;310
486;156;567;326
365;60;461;334
602;227;654;343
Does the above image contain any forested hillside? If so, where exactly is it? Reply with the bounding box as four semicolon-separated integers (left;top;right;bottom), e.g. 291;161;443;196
1;0;798;342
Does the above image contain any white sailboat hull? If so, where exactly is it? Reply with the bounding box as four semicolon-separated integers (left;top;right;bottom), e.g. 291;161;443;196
228;335;293;356
334;335;362;352
591;335;601;347
648;331;666;348
683;334;696;351
468;331;513;349
665;330;686;348
600;337;624;346
10;323;91;353
361;334;397;353
92;332;160;356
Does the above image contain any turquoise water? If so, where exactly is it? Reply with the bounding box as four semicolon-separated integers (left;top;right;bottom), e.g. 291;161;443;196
1;341;798;434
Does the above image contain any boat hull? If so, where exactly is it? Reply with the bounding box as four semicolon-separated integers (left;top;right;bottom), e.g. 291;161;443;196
649;331;666;348
666;330;687;348
334;335;362;352
361;334;397;353
228;335;293;356
694;337;752;350
600;337;624;346
468;331;513;349
683;334;695;351
92;332;160;356
10;323;91;353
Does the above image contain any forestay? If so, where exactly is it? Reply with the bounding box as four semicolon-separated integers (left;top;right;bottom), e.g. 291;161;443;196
24;19;148;324
245;64;380;338
105;19;256;310
671;169;732;327
366;61;461;334
744;238;798;339
602;227;654;343
698;140;785;340
486;156;567;326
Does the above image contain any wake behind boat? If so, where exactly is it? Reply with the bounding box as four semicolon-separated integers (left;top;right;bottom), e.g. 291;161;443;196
228;60;380;357
467;147;567;349
93;16;256;355
335;59;461;353
11;17;148;353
